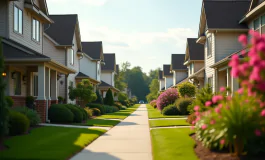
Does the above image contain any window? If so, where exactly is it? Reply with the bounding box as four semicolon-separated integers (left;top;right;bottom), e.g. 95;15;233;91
14;6;23;34
262;15;265;34
70;49;74;65
208;76;213;92
190;63;193;75
207;36;212;57
32;18;40;42
253;15;265;34
14;72;21;95
33;74;38;96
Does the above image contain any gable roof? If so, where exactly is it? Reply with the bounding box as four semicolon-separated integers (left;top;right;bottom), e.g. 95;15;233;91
186;38;204;61
81;42;103;60
240;0;265;23
249;0;265;11
163;65;173;77
44;15;77;46
158;70;164;80
171;54;187;70
101;54;116;72
203;0;250;29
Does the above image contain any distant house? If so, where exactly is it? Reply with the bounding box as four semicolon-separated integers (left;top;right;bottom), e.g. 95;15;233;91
171;54;188;86
163;65;173;90
99;53;119;98
184;38;204;88
158;70;165;91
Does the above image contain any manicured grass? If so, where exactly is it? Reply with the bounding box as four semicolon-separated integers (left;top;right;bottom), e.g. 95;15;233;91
149;119;190;128
151;128;197;160
97;104;140;120
74;119;121;127
0;126;106;160
147;104;186;119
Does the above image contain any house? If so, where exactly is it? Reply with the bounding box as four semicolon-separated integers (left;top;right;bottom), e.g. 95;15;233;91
170;54;188;87
99;53;119;98
184;38;204;88
158;70;165;91
163;64;173;90
197;0;250;93
0;0;76;122
43;14;83;104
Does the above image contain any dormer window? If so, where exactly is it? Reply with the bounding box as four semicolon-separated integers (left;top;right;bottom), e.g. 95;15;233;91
32;18;40;42
14;6;23;34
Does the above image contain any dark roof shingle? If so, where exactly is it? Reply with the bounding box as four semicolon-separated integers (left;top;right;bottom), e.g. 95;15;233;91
102;54;116;71
204;1;250;29
187;38;204;60
76;72;90;78
82;42;103;60
158;70;163;80
171;54;187;70
99;80;112;87
44;15;77;45
163;65;173;76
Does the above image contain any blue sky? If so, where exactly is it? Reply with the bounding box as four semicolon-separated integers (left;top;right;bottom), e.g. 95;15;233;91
47;0;202;74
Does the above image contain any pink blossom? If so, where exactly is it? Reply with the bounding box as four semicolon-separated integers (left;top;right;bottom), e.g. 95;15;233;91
191;126;195;130
212;95;223;104
215;107;221;114
250;67;262;82
205;101;212;107
220;87;226;92
192;121;196;125
257;82;265;92
194;105;200;111
226;96;232;101
220;139;225;145
261;109;265;117
255;129;262;136
201;124;207;130
237;88;244;94
195;111;200;116
238;34;248;46
210;119;216;125
257;42;265;53
260;102;265;108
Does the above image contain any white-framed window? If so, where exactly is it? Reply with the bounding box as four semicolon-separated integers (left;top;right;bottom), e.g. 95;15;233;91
32;18;40;42
253;14;265;34
70;49;74;65
33;73;38;96
208;76;213;92
14;72;22;95
207;35;212;57
14;5;23;34
190;63;193;75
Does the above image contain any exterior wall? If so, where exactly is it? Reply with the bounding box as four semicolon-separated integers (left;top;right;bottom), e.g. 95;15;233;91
80;56;97;79
216;70;227;91
194;62;204;72
111;72;115;86
159;79;165;91
8;66;27;97
101;72;112;85
97;61;101;81
43;36;66;65
0;0;8;38
165;76;173;89
175;71;188;84
9;0;43;53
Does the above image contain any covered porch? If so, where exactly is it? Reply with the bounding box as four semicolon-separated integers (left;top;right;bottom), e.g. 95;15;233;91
98;81;120;99
75;72;101;92
188;67;205;89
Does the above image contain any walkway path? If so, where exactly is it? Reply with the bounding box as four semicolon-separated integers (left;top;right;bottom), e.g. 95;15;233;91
71;104;152;160
39;123;111;130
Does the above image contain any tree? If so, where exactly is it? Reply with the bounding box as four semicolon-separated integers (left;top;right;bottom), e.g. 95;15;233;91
118;92;128;102
146;79;159;102
69;79;97;107
93;89;103;104
177;82;196;98
115;72;127;91
0;37;8;147
104;88;114;106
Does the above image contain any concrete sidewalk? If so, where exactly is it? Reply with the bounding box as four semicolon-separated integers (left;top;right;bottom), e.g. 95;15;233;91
71;104;152;160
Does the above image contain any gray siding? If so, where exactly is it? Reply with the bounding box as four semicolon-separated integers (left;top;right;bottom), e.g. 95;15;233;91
205;33;215;92
175;71;188;84
0;0;8;37
194;62;204;73
80;56;97;80
9;1;43;53
43;36;65;65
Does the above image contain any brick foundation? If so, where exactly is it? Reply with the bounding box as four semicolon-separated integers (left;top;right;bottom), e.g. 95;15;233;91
10;96;26;107
35;100;47;123
50;100;58;105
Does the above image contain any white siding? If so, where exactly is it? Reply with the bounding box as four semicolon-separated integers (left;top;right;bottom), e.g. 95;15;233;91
80;56;97;79
111;72;115;86
101;72;112;85
43;36;65;65
97;61;101;81
159;79;165;91
0;0;8;37
194;62;204;72
9;1;43;53
205;33;215;92
165;76;173;89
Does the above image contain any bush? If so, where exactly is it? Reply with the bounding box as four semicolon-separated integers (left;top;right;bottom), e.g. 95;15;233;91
113;103;122;110
121;106;127;110
58;96;64;104
113;106;119;112
12;107;41;126
162;104;180;115
26;96;35;109
48;104;74;123
186;113;196;125
8;110;30;136
157;88;178;111
104;105;114;113
65;104;83;123
76;107;88;121
104;88;114;106
91;108;101;116
84;107;93;119
93;89;103;104
118;93;128;102
177;82;196;98
150;100;157;108
87;103;105;114
175;98;193;115
5;96;14;108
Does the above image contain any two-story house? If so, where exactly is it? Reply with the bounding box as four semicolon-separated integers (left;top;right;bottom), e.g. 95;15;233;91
0;0;76;122
44;14;83;104
197;0;250;93
170;54;188;87
163;64;173;90
184;38;204;88
99;53;119;98
158;70;165;91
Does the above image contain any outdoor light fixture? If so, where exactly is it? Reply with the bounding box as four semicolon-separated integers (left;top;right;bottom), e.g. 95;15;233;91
2;72;6;77
60;80;64;85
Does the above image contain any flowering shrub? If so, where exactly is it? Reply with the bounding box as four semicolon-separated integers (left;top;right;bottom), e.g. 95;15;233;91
156;88;178;111
177;82;196;98
150;100;157;108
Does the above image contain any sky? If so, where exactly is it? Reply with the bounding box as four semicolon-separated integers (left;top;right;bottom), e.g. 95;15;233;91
46;0;202;74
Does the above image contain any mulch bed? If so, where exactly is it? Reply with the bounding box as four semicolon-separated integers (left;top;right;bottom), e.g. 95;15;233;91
191;134;265;160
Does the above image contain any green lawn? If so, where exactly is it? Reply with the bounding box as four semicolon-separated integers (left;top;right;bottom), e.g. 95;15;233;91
149;119;190;128
0;126;106;160
151;128;197;160
97;104;140;120
147;104;186;119
74;119;121;127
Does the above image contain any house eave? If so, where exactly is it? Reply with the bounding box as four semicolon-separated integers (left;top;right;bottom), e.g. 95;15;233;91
240;1;265;23
24;4;53;24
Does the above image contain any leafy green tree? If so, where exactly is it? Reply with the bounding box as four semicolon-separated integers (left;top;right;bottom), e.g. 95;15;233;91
69;79;97;107
177;82;196;98
104;88;114;106
0;37;8;146
115;72;127;91
146;79;159;102
118;92;128;102
93;89;103;104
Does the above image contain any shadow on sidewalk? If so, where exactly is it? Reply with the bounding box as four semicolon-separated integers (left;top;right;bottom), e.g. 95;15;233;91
71;150;120;160
118;121;138;126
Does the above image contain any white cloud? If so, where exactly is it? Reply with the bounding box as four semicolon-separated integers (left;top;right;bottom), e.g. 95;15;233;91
47;0;108;6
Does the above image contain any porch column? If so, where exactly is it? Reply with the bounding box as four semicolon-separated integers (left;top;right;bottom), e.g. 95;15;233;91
36;64;47;123
45;68;51;100
231;76;239;93
50;70;58;105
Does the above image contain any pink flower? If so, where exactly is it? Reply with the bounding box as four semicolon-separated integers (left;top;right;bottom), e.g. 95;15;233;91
192;121;196;125
210;119;216;125
220;87;226;92
257;82;265;92
237;88;244;94
257;42;265;53
255;129;262;136
261;109;265;117
238;34;248;46
212;95;223;104
226;96;232;101
194;105;200;111
220;139;225;145
201;124;207;130
215;107;221;114
205;101;212;107
260;102;265;108
191;126;195;130
195;111;200;116
250;67;262;81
